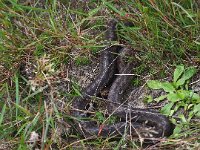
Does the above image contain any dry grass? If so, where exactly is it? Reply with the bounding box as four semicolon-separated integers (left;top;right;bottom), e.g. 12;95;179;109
0;0;200;149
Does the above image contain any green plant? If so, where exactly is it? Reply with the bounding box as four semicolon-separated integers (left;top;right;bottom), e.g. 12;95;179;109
147;65;200;120
147;65;200;137
1;0;200;149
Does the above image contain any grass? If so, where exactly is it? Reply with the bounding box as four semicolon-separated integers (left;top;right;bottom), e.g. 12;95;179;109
0;0;200;149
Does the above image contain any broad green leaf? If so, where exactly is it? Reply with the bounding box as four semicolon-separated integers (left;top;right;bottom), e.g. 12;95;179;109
161;82;175;92
147;80;162;89
177;90;190;99
189;92;200;101
182;67;197;80
154;95;167;102
175;78;186;87
176;67;196;87
161;102;174;116
167;93;181;102
176;90;200;101
173;65;184;83
193;103;200;114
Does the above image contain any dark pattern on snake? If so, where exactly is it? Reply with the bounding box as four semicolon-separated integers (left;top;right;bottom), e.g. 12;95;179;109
71;20;173;140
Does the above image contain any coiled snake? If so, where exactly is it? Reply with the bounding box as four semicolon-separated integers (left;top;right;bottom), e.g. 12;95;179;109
71;20;173;142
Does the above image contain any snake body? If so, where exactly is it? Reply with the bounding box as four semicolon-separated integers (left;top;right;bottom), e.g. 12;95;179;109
71;20;173;140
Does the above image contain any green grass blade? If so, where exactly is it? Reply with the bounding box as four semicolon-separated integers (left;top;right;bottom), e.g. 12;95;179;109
0;104;6;126
15;73;20;119
172;2;195;23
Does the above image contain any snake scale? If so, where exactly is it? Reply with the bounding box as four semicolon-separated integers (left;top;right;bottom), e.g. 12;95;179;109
71;20;173;142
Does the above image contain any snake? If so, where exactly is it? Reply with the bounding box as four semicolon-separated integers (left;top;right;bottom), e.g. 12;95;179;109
71;20;173;142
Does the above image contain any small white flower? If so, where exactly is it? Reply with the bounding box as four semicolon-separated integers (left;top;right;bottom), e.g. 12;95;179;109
29;131;39;142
